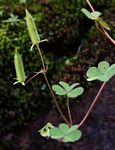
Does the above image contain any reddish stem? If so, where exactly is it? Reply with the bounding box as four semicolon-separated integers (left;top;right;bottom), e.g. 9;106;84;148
86;0;95;12
78;81;107;128
67;97;73;126
86;0;115;45
101;27;115;45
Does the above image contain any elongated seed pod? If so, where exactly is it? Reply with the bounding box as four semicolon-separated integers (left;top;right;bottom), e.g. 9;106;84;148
14;49;26;85
26;9;40;44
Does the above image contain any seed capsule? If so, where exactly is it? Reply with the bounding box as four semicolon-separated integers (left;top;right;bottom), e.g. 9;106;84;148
14;49;26;85
26;9;40;45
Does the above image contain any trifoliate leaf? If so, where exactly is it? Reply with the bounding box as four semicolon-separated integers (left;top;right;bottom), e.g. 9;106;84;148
50;123;82;143
86;61;115;81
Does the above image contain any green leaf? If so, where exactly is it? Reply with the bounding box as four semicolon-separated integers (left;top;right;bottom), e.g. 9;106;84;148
67;125;78;133
59;123;69;133
105;64;115;79
67;87;84;98
68;83;79;91
91;11;102;18
98;61;109;73
50;127;64;139
81;8;94;20
63;130;82;142
50;123;82;143
87;74;109;81
86;67;102;78
52;85;66;95
87;61;115;82
59;81;70;91
81;8;101;20
97;18;110;30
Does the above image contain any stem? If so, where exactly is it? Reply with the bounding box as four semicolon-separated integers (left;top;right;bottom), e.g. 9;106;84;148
67;97;73;126
43;73;71;126
36;44;70;126
78;81;107;128
25;69;47;85
36;44;46;70
86;0;95;12
86;0;115;45
101;27;115;45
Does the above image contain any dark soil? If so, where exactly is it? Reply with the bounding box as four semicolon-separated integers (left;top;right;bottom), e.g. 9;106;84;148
1;77;114;150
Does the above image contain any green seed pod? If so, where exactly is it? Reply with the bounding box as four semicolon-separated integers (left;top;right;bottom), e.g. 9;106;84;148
26;9;40;45
14;49;26;86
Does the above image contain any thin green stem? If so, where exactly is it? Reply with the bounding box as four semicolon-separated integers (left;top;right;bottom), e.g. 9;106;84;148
36;44;70;126
67;97;73;126
36;44;46;70
78;81;107;128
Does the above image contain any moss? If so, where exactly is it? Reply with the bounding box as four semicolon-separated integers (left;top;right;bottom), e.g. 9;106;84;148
0;20;54;134
37;0;80;53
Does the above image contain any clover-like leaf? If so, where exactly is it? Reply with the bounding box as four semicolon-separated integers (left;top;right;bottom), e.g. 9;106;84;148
97;18;110;31
63;130;82;143
52;82;83;98
67;87;84;98
81;8;101;20
86;61;115;82
50;123;82;143
52;84;66;95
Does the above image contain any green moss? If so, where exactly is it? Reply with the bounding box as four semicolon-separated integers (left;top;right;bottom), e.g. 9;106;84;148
38;0;80;49
0;20;54;134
